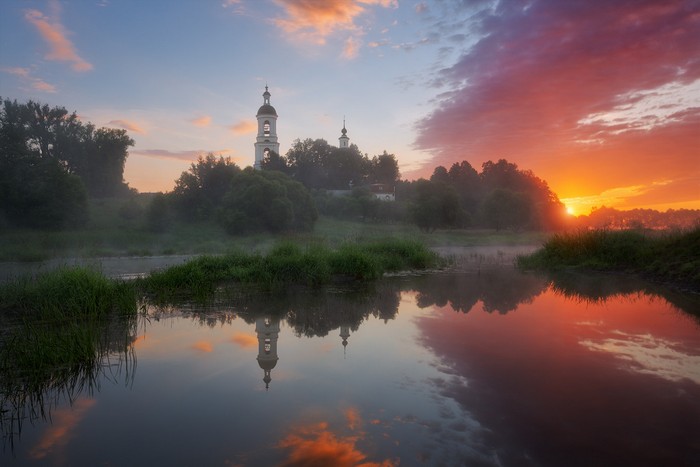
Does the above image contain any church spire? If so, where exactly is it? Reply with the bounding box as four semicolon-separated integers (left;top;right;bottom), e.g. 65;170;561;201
339;117;350;148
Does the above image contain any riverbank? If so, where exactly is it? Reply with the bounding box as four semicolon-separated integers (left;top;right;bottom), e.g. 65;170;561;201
516;227;700;293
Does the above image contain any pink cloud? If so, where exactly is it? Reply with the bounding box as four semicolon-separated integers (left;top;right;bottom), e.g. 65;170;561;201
107;119;146;134
412;0;700;210
229;120;257;135
1;67;56;93
24;5;93;72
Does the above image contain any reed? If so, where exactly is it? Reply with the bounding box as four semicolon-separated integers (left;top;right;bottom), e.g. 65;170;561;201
517;227;700;288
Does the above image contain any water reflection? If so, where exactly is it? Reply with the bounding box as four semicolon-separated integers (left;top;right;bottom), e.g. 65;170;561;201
2;268;699;465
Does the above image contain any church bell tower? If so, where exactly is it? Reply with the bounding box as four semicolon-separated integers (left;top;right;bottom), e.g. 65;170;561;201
254;85;280;169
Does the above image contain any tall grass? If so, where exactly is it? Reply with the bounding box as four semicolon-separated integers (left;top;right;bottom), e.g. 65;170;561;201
139;238;442;299
517;227;700;288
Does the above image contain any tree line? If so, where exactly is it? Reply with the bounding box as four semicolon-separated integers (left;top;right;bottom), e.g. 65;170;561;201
0;98;133;229
1;98;570;233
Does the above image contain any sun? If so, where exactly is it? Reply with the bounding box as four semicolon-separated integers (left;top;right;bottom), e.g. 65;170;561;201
566;205;576;216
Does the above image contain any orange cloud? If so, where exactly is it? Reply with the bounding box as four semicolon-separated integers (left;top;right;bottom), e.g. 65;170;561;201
30;398;96;459
278;421;396;467
229;120;257;135
192;340;214;352
24;4;93;72
272;0;397;45
231;332;257;348
190;115;212;127
106;119;146;134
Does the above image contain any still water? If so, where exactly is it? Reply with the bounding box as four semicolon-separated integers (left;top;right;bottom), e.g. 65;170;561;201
2;269;699;466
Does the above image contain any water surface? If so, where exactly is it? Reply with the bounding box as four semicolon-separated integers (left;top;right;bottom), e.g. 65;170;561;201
2;269;699;466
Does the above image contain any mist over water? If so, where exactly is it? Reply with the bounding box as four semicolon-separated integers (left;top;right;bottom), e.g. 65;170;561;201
2;269;699;466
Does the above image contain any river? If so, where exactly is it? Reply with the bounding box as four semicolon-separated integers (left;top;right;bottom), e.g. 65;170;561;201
1;263;699;466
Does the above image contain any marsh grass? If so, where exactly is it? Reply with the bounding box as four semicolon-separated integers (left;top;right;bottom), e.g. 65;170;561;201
517;227;700;289
139;238;442;299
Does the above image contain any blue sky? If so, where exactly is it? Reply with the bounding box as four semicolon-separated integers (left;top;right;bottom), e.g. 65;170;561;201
1;0;699;214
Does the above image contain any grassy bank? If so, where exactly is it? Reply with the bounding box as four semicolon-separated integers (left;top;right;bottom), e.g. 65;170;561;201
517;227;700;290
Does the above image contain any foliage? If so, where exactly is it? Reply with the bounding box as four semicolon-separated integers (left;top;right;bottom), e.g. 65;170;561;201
409;179;462;232
218;168;317;235
480;189;531;231
171;153;241;221
0;155;89;229
145;192;173;233
0;98;134;198
275;138;398;191
406;158;567;231
517;227;700;289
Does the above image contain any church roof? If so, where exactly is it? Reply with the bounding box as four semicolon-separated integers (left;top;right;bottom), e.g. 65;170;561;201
257;104;277;117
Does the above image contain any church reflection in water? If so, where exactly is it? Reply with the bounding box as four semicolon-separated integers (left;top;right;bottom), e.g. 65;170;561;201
255;316;280;390
254;315;354;389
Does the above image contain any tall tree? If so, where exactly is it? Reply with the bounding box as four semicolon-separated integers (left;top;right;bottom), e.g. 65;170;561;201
370;151;400;185
171;154;241;221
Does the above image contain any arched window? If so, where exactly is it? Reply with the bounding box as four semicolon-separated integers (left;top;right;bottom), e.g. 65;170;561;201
263;120;270;136
263;148;270;159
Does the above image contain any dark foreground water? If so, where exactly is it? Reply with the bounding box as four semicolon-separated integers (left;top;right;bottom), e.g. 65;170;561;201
2;269;699;466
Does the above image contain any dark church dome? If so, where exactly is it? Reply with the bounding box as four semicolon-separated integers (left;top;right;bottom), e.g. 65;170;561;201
256;104;277;116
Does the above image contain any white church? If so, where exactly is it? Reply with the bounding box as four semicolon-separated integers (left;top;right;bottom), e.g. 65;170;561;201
252;86;395;201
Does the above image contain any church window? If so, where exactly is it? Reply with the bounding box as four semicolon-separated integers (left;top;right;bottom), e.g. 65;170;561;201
264;338;271;353
264;121;270;136
263;148;270;159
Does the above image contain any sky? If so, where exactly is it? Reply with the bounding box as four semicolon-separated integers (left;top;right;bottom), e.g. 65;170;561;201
1;0;698;215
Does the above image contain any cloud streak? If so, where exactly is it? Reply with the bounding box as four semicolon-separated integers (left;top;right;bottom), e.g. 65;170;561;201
134;149;233;162
107;119;146;134
24;2;93;72
413;0;700;211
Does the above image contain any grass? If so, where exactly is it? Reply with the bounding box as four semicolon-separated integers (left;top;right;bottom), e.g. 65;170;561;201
138;238;443;300
517;227;700;290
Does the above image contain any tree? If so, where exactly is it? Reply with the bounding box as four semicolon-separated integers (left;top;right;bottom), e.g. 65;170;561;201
285;138;334;189
145;193;173;233
480;188;531;231
370;151;400;185
261;149;290;173
409;179;461;233
171;154;241;221
218;168;317;235
0;155;88;229
0;98;134;198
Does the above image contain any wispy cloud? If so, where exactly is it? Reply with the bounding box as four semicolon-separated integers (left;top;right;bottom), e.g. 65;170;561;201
24;1;93;72
342;36;361;59
229;120;256;135
1;67;56;93
107;119;146;134
135;149;233;162
222;0;245;14
190;115;212;127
